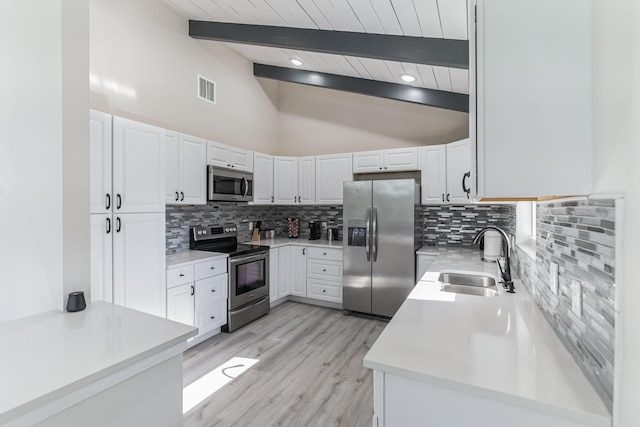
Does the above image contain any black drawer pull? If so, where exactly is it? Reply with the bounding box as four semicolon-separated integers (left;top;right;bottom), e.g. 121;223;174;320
210;266;216;270
210;315;215;319
179;273;185;277
322;289;326;293
211;289;216;292
323;269;326;272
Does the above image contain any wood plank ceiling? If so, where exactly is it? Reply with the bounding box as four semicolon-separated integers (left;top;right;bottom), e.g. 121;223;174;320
164;0;469;95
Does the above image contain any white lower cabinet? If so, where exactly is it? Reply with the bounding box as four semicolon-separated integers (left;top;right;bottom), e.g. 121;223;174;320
278;246;291;298
305;247;342;304
269;248;279;303
416;254;437;283
290;246;307;297
112;213;166;318
90;214;113;303
166;256;228;344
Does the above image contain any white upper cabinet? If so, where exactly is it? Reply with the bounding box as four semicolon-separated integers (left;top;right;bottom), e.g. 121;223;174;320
112;213;166;318
207;140;253;172
298;156;316;205
420;139;471;205
353;150;383;173
316;153;353;205
253;152;274;205
274;156;298;205
353;148;419;174
164;132;206;205
446;139;472;204
89;110;112;214
112;117;165;213
420;145;447;204
473;0;592;198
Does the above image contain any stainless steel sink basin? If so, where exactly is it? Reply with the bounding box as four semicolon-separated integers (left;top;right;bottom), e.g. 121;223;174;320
438;272;497;288
440;284;500;297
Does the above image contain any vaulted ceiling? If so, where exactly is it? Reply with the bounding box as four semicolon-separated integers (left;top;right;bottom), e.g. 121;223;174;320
163;0;470;111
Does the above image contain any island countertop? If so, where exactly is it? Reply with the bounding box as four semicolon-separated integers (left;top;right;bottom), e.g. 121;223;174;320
364;246;610;427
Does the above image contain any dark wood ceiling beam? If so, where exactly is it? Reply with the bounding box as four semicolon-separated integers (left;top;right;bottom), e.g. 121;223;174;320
190;21;469;69
253;64;469;112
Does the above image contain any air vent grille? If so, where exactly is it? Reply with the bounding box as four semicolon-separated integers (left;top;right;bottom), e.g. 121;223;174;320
198;75;216;104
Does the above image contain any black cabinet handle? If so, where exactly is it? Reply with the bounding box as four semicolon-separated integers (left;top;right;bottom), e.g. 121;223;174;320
106;217;111;234
446;194;450;202
442;194;445;202
175;192;179;201
211;288;216;292
179;273;185;277
211;315;216;319
322;289;326;293
302;248;305;255
116;194;122;210
190;285;194;296
271;196;274;203
323;252;327;255
180;192;185;201
210;266;215;270
106;194;111;210
116;217;121;233
323;269;326;272
462;171;471;199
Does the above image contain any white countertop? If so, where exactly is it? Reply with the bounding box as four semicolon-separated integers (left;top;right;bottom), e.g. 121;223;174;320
244;237;344;249
166;250;228;268
364;246;611;426
0;301;197;424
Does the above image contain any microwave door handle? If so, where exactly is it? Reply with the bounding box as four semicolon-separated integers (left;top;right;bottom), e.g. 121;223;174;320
243;176;249;198
366;207;371;262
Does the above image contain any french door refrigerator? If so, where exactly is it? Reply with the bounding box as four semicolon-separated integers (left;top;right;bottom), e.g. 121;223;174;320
343;179;421;318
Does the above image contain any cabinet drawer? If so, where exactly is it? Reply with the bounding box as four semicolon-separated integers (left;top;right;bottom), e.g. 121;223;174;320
307;259;342;281
194;257;227;280
307;247;342;262
197;300;227;334
307;279;342;303
196;274;228;307
167;265;194;288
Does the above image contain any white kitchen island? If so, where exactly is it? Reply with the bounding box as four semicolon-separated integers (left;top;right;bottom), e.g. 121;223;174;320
0;301;197;427
364;247;611;427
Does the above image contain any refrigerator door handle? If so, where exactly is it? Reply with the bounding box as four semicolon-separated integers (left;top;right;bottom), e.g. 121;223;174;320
366;207;371;262
372;206;378;262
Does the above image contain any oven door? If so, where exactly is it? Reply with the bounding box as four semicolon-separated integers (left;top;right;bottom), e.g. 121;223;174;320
208;166;254;202
228;252;269;310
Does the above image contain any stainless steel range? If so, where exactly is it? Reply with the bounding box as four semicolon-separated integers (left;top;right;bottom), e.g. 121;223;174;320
190;224;270;332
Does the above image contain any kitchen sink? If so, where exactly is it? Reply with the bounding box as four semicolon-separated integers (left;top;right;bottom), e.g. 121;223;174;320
438;272;497;288
440;284;500;297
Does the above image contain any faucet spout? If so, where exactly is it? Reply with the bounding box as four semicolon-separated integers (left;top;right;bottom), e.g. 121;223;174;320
472;226;515;293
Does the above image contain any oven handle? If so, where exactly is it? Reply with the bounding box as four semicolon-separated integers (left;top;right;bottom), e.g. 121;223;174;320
229;252;268;266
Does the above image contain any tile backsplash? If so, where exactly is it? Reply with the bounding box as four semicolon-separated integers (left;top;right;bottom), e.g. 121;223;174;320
166;203;343;253
512;198;616;411
422;204;515;245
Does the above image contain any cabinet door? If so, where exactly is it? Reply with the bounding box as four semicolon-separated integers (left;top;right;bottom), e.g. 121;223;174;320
384;147;419;171
273;156;298;205
253;152;274;205
278;246;291;298
298;156;315;204
112;117;165;213
420;145;447;205
353;151;383;173
290;246;307;297
269;248;279;302
229;147;254;172
89;110;112;214
165;131;180;204
167;283;195;326
180;134;207;205
446;139;471;204
112;213;166;317
195;274;228;307
316;153;353;205
206;140;229;168
90;214;113;303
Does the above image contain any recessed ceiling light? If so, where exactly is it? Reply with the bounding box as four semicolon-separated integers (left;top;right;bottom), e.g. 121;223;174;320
401;74;416;83
290;58;303;66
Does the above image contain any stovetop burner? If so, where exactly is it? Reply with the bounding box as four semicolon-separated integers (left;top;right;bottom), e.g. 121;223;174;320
189;224;269;257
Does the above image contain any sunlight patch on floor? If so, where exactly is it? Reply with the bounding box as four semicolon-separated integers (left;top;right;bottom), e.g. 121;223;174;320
183;356;259;414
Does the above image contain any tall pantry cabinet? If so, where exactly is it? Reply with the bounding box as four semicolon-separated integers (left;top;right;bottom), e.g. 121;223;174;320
89;111;167;317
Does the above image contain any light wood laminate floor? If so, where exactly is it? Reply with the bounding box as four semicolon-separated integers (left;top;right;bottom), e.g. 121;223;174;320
183;301;386;427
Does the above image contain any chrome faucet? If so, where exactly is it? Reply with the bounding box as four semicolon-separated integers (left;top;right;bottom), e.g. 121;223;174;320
472;227;515;293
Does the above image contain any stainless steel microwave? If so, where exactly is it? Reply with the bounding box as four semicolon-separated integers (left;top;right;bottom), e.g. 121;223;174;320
208;166;253;202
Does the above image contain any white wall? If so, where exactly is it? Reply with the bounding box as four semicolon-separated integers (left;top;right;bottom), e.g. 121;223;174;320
90;0;279;154
0;0;89;322
276;82;469;156
591;0;640;425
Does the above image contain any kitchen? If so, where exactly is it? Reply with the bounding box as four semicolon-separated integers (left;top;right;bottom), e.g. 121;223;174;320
1;0;638;426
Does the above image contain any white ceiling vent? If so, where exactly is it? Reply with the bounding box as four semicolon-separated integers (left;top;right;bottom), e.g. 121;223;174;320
197;75;216;104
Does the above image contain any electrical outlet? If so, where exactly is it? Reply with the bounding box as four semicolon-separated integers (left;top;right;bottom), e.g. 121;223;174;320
571;280;583;316
550;262;559;294
249;222;253;231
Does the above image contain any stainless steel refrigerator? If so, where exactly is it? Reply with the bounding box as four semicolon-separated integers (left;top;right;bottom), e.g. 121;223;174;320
343;179;422;318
